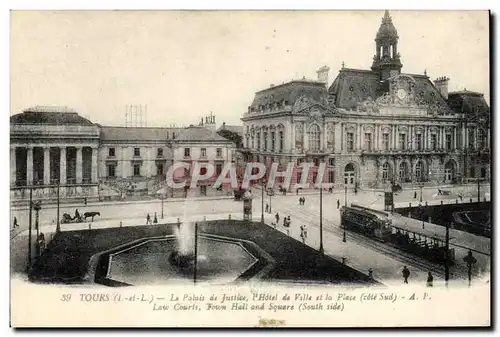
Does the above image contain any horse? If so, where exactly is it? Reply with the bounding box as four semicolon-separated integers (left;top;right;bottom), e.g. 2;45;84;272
84;212;100;222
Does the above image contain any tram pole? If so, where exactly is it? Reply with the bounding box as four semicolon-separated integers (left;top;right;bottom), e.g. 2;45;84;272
444;221;450;286
344;186;347;207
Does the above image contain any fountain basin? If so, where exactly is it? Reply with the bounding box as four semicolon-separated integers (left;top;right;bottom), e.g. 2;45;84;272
94;234;274;286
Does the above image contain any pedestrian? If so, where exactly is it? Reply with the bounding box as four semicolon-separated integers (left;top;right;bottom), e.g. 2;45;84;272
146;213;151;225
265;203;269;213
402;266;410;284
458;193;463;202
414;191;417;199
303;225;307;238
84;197;87;205
287;216;291;228
426;272;433;287
275;213;280;224
13;217;18;229
337;199;340;209
368;268;373;279
296;189;299;196
298;197;301;205
153;212;158;224
437;188;442;196
302;197;306;205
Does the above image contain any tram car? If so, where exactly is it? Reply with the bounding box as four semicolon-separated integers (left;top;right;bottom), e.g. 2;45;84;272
389;226;455;264
340;204;393;241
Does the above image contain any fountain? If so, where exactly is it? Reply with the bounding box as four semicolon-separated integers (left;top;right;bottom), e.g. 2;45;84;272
168;222;202;270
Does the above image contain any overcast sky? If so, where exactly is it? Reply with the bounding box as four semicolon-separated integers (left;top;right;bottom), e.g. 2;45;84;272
10;10;489;127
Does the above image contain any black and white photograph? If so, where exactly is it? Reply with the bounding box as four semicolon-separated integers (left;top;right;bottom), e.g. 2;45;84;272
8;9;491;327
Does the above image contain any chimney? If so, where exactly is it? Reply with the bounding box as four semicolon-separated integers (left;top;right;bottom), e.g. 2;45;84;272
202;112;216;131
434;76;450;99
316;65;330;87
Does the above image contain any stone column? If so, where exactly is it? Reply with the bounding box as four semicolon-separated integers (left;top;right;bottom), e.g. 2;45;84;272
44;146;51;185
26;146;33;185
60;147;67;184
10;146;16;186
393;125;397;150
91;146;98;183
76;146;83;183
303;125;308;152
453;127;457;150
441;126;445;149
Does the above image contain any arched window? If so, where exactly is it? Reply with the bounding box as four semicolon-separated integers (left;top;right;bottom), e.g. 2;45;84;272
382;162;390;182
415;161;423;182
399;162;407;182
309;124;321;152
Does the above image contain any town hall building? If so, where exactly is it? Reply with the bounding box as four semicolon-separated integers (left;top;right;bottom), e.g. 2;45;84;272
240;11;490;190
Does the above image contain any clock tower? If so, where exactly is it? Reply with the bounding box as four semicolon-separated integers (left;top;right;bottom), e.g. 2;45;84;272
371;10;403;81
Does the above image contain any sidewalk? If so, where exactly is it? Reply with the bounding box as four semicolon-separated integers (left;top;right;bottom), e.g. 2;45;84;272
10;194;234;211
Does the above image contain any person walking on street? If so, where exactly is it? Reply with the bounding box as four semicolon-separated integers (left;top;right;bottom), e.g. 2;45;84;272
13;217;18;229
368;268;373;279
426;272;433;287
265;203;269;213
275;213;280;224
146;213;151;225
153;212;158;224
414;191;417;199
302;197;306;205
402;266;410;284
337;199;340;209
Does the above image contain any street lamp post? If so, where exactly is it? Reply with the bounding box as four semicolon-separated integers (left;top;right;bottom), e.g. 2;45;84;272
27;188;33;272
477;177;481;203
161;194;164;219
463;250;477;287
319;183;324;254
344;186;348;207
33;201;42;257
261;180;265;224
444;221;450;287
56;182;61;233
193;222;198;284
419;185;423;203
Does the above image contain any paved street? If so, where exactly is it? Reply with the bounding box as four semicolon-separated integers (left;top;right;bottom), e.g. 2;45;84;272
10;183;490;286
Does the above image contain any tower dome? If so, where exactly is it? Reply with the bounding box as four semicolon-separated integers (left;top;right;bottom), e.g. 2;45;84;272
376;10;399;40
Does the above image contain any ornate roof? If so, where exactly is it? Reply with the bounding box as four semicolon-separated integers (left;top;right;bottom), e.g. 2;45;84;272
10;106;94;125
376;10;399;40
447;90;490;118
249;80;327;112
328;69;448;110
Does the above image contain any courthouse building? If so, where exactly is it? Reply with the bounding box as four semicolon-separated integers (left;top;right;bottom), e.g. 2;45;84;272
10;107;235;201
240;11;491;190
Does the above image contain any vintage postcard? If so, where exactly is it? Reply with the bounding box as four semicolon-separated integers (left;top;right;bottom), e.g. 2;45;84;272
9;10;491;327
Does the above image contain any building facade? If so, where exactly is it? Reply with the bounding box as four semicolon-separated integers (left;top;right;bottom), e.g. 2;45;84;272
240;11;490;190
10;108;235;201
